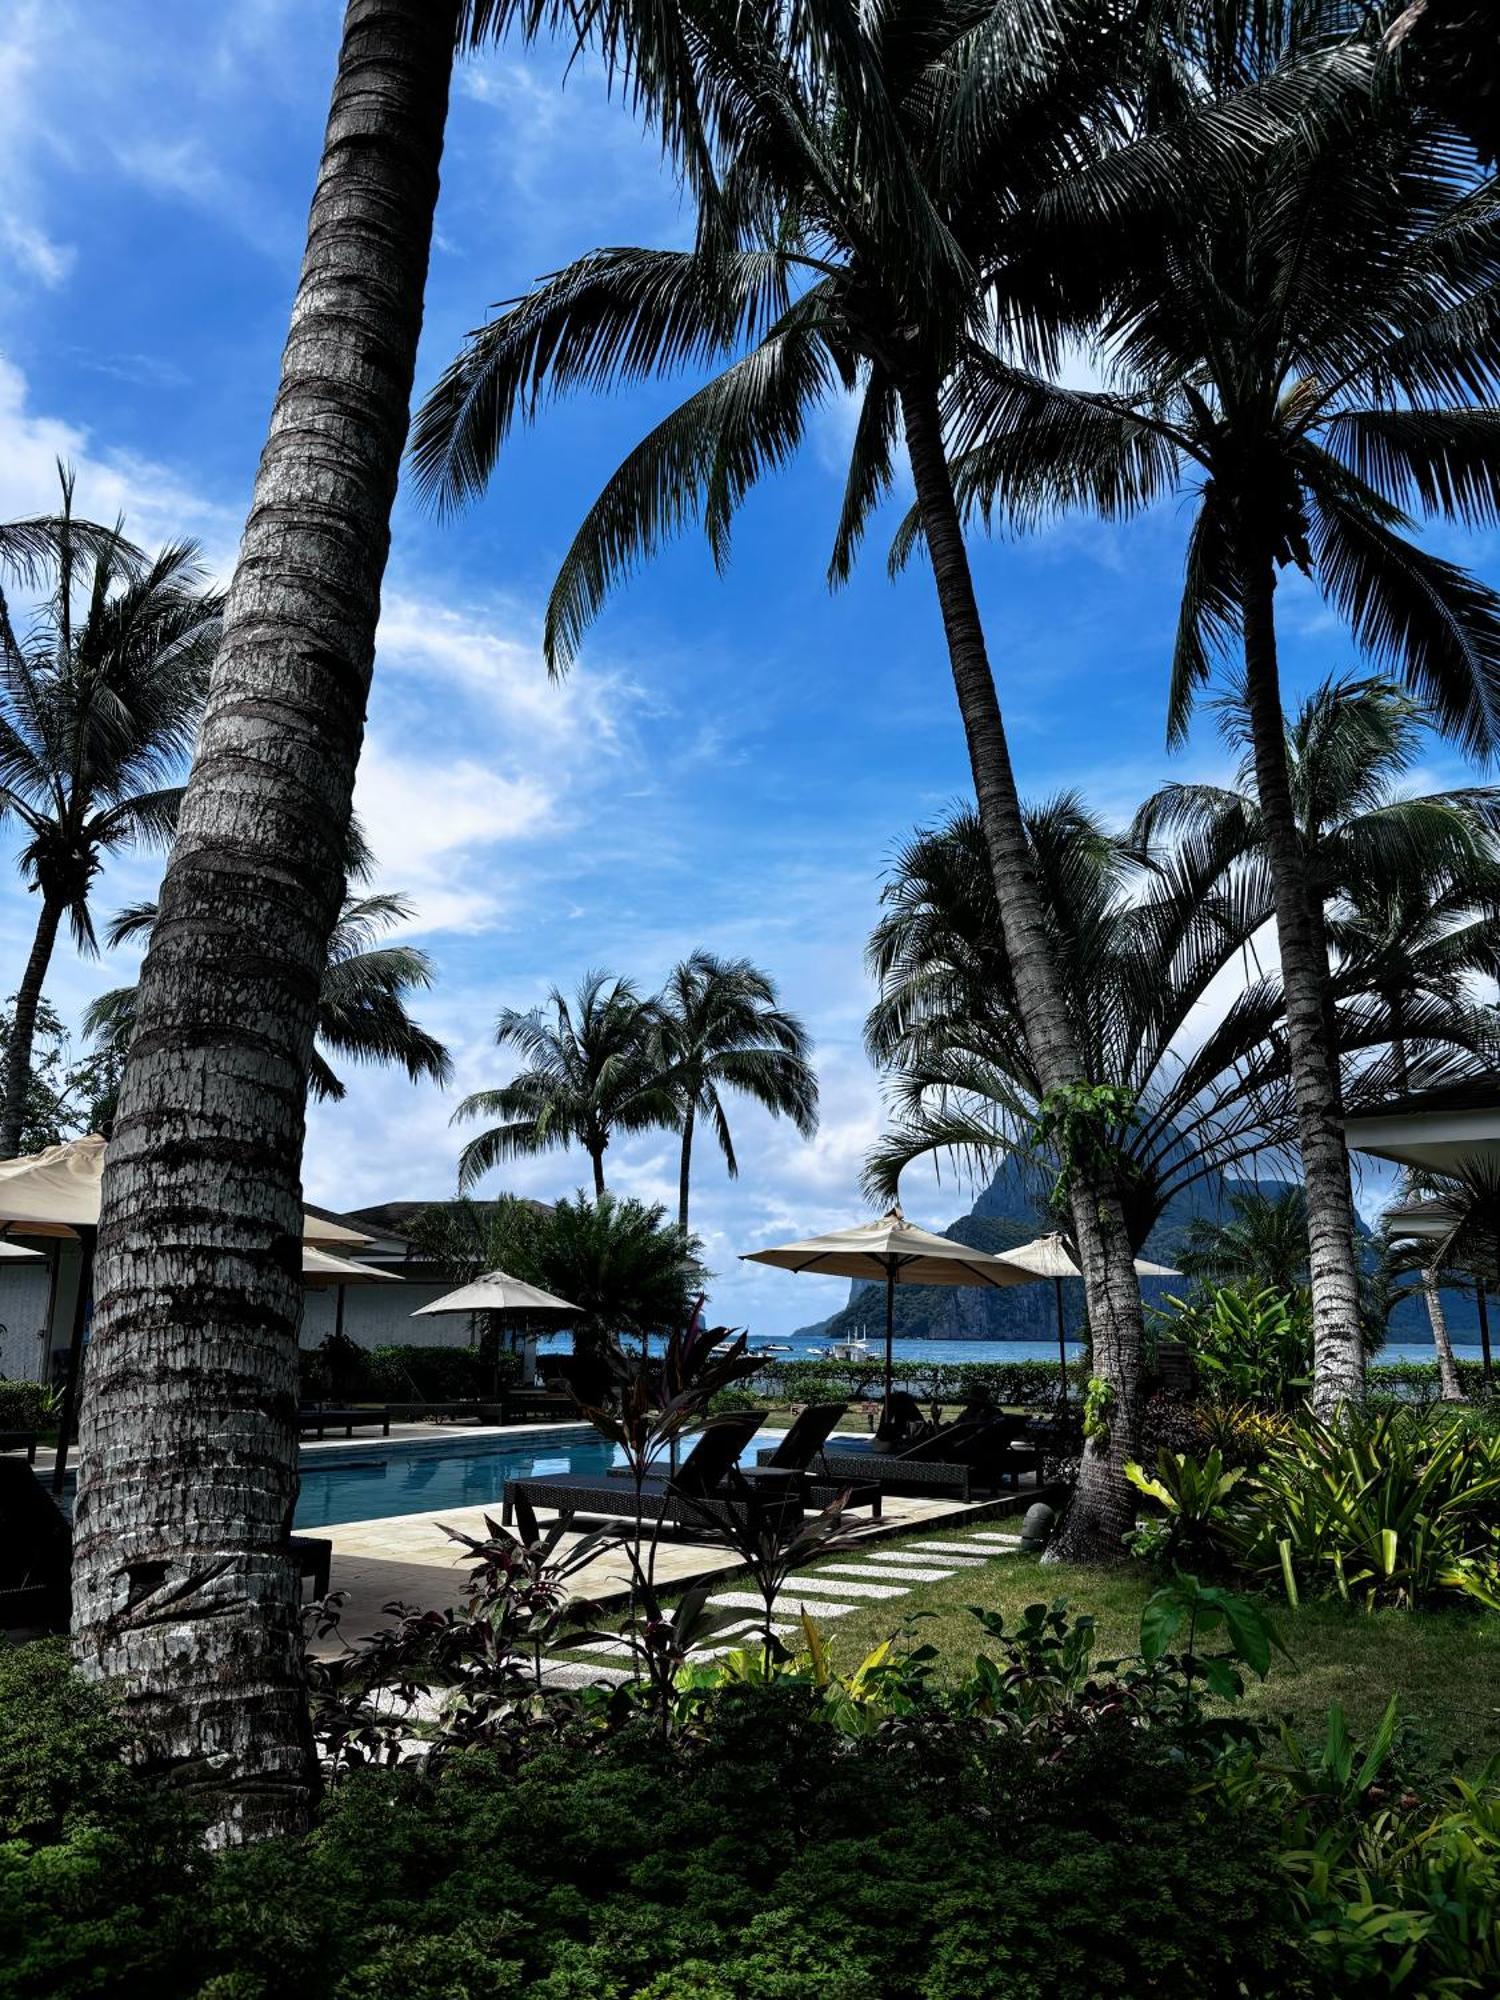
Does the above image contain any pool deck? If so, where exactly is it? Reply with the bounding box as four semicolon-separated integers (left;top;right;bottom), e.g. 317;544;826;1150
313;1482;1058;1653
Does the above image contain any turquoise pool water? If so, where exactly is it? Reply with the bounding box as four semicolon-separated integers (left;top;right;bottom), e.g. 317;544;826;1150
294;1428;787;1530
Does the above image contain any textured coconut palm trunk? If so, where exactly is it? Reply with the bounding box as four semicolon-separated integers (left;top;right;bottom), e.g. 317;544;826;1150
71;0;458;1847
900;378;1144;1560
678;1101;695;1232
1237;540;1365;1416
1421;1266;1464;1400
0;894;64;1159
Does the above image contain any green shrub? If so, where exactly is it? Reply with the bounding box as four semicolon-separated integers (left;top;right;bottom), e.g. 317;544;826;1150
1159;1285;1312;1411
0;1381;47;1431
1242;1409;1500;1611
762;1357;1067;1410
0;1642;206;1999
362;1345;519;1402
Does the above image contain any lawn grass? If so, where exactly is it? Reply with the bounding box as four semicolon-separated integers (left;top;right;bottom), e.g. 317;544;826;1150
771;1529;1500;1768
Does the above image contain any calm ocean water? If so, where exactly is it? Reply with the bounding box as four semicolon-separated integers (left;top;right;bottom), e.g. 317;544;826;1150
536;1331;1462;1369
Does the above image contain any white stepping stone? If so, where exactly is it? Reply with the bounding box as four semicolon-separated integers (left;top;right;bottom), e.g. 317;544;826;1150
712;1591;858;1617
817;1563;957;1584
778;1574;907;1600
893;1541;995;1559
964;1532;1024;1545
538;1658;631;1688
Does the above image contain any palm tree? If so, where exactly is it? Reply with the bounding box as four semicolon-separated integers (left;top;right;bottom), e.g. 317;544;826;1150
456;971;677;1198
863;790;1490;1243
412;0;1285;1558
68;0;817;1846
83;888;451;1106
927;48;1500;1416
1177;1186;1311;1297
1385;1;1499;166
658;951;818;1230
1387;1165;1500;1383
0;469;219;1159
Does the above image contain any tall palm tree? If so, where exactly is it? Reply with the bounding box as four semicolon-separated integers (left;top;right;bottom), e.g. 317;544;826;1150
863;790;1491;1242
658;951;818;1230
69;0;828;1846
0;469;219;1159
925;50;1500;1416
455;970;677;1198
83;888;451;1106
412;0;1301;1559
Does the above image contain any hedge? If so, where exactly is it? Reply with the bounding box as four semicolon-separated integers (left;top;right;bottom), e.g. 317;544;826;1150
753;1356;1078;1408
0;1381;47;1431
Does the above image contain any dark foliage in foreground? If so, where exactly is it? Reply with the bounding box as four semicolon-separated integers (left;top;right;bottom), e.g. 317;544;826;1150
0;1639;1304;2000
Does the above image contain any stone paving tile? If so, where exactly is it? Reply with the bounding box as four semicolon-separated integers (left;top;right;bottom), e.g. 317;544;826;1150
817;1562;959;1584
892;1541;998;1558
713;1591;857;1616
773;1574;907;1600
864;1548;988;1566
538;1659;630;1688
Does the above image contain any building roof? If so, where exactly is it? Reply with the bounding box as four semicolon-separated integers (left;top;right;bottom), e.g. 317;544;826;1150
346;1197;553;1235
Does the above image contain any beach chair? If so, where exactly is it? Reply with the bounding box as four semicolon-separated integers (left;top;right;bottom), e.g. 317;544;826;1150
502;1410;800;1535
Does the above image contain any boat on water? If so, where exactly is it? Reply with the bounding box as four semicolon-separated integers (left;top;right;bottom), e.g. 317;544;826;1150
809;1330;876;1363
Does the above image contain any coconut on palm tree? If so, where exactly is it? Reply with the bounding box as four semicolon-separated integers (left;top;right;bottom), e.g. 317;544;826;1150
83;887;450;1110
414;0;1287;1558
0;469;219;1159
658;951;818;1230
456;970;677;1199
924;47;1500;1415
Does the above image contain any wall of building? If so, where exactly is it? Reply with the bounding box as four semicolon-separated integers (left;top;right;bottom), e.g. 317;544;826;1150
298;1281;472;1350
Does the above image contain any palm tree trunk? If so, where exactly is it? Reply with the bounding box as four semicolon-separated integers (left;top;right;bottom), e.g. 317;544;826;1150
898;376;1144;1561
71;0;458;1847
0;894;64;1158
1421;1266;1464;1400
1237;539;1364;1416
678;1103;695;1233
591;1146;607;1200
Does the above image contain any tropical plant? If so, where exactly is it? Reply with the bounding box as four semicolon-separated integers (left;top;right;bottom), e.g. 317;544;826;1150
657;950;818;1230
1177;1189;1312;1298
1163;1283;1314;1409
527;1189;704;1399
454;970;677;1198
1385;0;1500;167
1242;1408;1500;1609
927;24;1500;1418
0;467;219;1158
1136;675;1500;1116
1125;1446;1247;1569
412;0;1304;1560
0;997;124;1150
866;799;1366;1251
83;886;451;1103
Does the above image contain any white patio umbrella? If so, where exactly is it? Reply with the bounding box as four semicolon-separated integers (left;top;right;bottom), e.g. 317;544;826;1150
996;1234;1181;1404
413;1268;579;1391
741;1206;1040;1415
0;1134;377;1489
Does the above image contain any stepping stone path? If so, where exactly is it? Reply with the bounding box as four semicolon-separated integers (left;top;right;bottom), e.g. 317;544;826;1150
529;1525;1025;1685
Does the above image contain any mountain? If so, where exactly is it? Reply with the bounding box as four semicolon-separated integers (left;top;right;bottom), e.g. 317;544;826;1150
792;1155;1475;1343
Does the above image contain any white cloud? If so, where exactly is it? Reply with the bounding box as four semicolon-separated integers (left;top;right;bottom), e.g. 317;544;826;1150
0;2;76;290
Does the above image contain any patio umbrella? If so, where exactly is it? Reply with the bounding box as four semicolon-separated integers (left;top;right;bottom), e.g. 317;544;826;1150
303;1243;402;1344
412;1268;579;1390
996;1234;1180;1405
0;1134;377;1489
740;1206;1039;1415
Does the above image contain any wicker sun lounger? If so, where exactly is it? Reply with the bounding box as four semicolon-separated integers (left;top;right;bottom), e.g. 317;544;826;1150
503;1410;802;1534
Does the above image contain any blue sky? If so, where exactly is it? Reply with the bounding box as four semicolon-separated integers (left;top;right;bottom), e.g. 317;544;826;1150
1;0;1493;1332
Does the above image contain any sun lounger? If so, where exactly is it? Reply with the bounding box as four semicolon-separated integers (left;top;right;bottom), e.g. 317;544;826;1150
297;1405;392;1439
779;1415;1042;1500
0;1429;38;1462
0;1458;336;1634
503;1411;801;1534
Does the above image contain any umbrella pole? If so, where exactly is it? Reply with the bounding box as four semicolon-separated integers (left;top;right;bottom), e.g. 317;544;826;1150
335;1283;346;1342
1054;1276;1068;1407
883;1267;895;1420
51;1226;95;1497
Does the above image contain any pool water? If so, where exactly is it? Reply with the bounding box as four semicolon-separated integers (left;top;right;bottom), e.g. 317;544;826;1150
293;1428;786;1530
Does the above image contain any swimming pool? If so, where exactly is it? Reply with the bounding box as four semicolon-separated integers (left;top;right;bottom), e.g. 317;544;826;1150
294;1427;787;1530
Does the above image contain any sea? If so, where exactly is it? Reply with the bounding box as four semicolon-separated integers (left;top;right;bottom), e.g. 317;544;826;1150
535;1330;1462;1369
